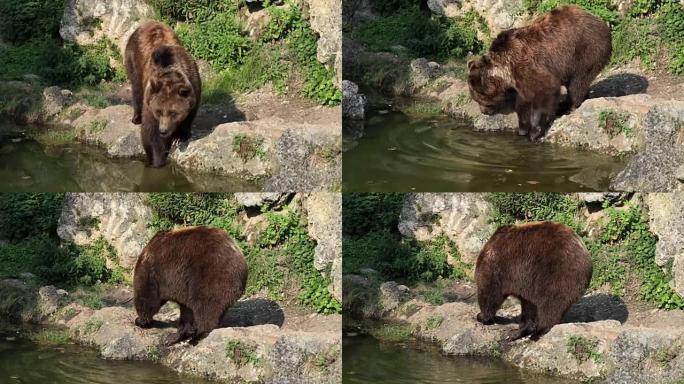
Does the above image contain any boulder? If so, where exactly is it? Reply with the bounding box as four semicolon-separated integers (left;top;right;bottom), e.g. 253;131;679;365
0;279;37;323
57;193;155;269
59;0;155;54
342;80;366;120
42;86;75;118
427;0;526;35
644;193;684;296
306;0;342;86
304;193;342;301
235;193;288;208
398;193;495;263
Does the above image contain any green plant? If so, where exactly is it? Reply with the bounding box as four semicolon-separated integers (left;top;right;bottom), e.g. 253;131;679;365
421;290;445;305
0;0;65;43
369;323;415;342
75;292;105;310
146;345;161;362
29;328;71;345
403;102;442;116
232;134;266;162
598;110;632;138
35;129;77;146
342;193;404;237
566;335;602;363
225;339;260;367
611;17;659;70
89;120;108;134
0;193;64;241
83;94;111;108
488;193;584;231
425;315;443;330
82;318;104;334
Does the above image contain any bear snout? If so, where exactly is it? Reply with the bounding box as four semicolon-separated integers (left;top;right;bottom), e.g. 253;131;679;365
476;312;494;325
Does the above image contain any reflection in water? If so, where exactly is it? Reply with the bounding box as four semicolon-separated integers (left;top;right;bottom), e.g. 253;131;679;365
343;111;626;192
0;140;259;192
343;336;578;384
0;335;211;384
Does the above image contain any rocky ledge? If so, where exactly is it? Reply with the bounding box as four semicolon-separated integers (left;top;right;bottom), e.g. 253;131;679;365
344;275;684;384
1;279;341;384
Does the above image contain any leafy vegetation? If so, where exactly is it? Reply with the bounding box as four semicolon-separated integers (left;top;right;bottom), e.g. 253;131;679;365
0;194;125;288
28;328;71;345
225;338;260;367
147;193;340;314
368;323;415;342
172;1;340;105
232;134;266;162
350;6;486;61
566;335;602;363
598;110;633;138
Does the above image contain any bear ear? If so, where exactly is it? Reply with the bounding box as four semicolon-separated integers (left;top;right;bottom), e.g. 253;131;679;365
178;86;191;98
481;55;492;66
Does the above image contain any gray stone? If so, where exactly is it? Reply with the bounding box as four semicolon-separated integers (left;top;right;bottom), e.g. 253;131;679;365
304;193;342;301
42;86;75;118
379;281;408;313
57;193;155;269
645;193;684;296
0;279;37;323
60;0;155;54
410;58;442;90
38;286;63;319
342;80;366;121
235;193;286;208
398;193;495;263
264;128;342;192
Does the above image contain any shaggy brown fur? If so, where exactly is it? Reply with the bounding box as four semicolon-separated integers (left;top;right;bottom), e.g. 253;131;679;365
125;21;201;167
467;6;611;140
133;226;248;345
475;221;592;341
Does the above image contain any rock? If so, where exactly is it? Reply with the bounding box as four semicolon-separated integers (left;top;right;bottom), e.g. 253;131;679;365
379;282;409;313
676;165;684;183
0;279;37;323
0;81;43;124
70;104;144;158
398;193;495;263
610;101;684;192
235;193;287;208
410;58;441;91
644;193;684;296
68;306;169;360
427;0;526;35
306;0;342;86
577;193;623;204
171;119;279;179
342;80;367;120
57;193;155;269
264;128;342;192
165;325;341;384
42;86;75;118
59;0;155;54
304;193;342;301
38;286;63;319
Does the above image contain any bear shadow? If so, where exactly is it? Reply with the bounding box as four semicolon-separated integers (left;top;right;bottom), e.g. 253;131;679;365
562;293;629;324
219;298;285;328
587;73;649;99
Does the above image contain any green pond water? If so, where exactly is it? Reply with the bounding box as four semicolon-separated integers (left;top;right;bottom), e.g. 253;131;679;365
343;111;626;192
0;334;211;384
0;138;259;192
343;336;578;384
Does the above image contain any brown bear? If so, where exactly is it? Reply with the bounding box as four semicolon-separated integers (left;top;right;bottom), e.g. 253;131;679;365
475;221;592;341
467;6;611;140
133;226;248;345
125;21;201;167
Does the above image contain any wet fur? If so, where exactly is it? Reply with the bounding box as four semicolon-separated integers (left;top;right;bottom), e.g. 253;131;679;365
124;21;201;167
133;226;248;345
475;221;592;341
467;6;611;140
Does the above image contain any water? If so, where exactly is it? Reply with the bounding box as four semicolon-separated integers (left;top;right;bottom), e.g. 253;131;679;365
343;111;626;192
343;336;578;384
0;334;211;384
0;139;259;192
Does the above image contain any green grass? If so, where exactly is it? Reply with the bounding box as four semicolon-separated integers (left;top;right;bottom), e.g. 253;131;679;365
566;335;602;363
598;110;633;138
369;323;415;342
425;315;443;330
225;339;260;367
88;120;108;134
82;94;110;109
232;134;266;162
28;328;71;345
82;318;103;334
34;129;77;146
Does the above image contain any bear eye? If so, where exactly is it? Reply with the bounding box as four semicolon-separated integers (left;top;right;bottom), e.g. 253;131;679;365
156;109;163;116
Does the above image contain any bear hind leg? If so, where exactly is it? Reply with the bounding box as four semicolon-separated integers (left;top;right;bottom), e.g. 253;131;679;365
530;301;566;341
507;298;538;341
164;304;197;345
188;303;224;344
566;76;593;111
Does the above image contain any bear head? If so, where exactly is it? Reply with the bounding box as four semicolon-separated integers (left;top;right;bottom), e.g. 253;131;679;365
467;55;515;115
146;46;196;137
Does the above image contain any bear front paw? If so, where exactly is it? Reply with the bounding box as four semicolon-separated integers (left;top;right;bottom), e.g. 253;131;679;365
134;317;152;328
476;312;494;325
131;114;142;125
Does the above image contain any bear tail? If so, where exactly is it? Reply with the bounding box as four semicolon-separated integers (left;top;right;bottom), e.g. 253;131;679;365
152;46;175;68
